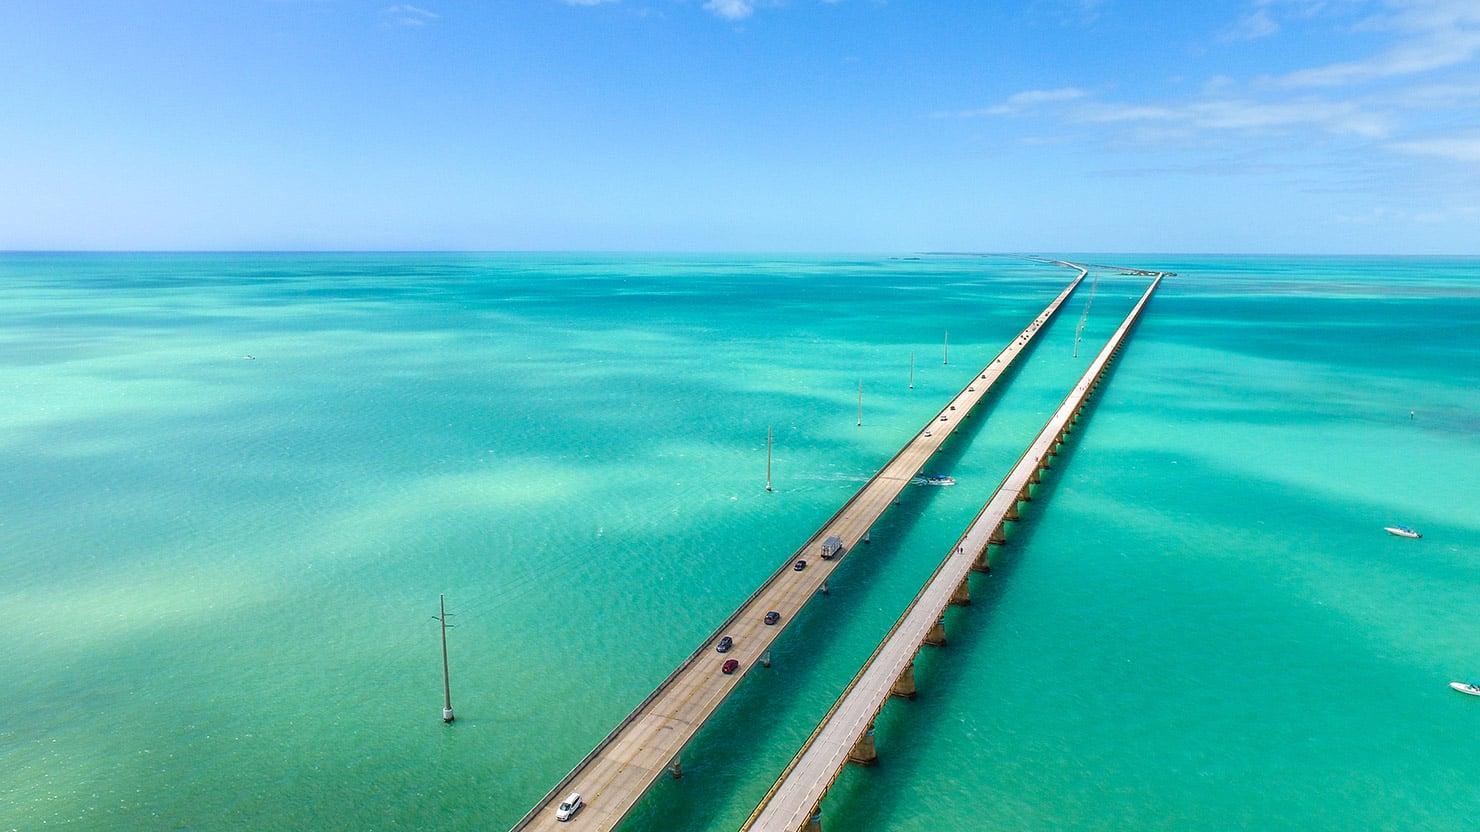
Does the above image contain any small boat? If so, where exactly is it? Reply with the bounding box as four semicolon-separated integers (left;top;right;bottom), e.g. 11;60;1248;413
1449;681;1480;696
912;474;956;487
1384;525;1422;539
242;354;256;360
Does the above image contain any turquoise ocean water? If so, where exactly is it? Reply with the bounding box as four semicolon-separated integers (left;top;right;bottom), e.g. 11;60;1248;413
1;254;1476;831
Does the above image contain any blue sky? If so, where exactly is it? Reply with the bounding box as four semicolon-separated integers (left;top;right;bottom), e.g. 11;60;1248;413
1;0;1477;252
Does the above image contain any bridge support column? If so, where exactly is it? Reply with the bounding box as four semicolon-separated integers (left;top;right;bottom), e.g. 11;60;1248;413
925;615;946;647
864;528;871;544
1029;467;1042;484
950;578;971;606
806;803;823;832
989;524;1006;545
761;650;772;668
1019;486;1032;502
1005;502;1020;521
891;662;917;699
972;547;991;573
849;723;878;766
820;580;829;596
669;752;683;780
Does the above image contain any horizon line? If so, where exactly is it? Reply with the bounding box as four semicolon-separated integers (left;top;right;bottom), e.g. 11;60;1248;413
3;249;1479;258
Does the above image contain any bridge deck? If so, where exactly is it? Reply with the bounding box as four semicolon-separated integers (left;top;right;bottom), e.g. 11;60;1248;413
511;264;1088;832
742;273;1163;832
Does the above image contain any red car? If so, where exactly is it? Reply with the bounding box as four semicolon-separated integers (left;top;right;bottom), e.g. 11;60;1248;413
721;659;740;675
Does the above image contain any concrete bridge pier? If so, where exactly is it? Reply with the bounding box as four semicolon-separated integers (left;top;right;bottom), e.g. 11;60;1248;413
950;578;971;606
805;804;823;832
972;547;991;573
925;615;947;647
989;524;1006;545
669;751;683;780
849;723;878;766
891;662;917;699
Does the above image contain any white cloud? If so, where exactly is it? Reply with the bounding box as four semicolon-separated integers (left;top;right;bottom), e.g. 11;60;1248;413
1278;0;1480;86
705;0;755;20
1032;0;1109;26
381;4;439;26
944;87;1088;117
1390;134;1480;161
1223;8;1281;40
1077;98;1391;137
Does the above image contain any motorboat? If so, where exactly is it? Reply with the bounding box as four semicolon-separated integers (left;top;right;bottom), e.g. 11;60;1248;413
1384;525;1422;539
912;474;956;487
1450;681;1480;696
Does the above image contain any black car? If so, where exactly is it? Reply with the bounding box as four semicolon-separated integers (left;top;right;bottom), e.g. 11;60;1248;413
716;636;733;653
793;559;807;571
764;611;781;626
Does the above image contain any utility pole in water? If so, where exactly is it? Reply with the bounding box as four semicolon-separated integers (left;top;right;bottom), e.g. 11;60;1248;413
943;330;949;365
857;380;863;427
766;425;774;492
909;352;915;390
436;594;455;723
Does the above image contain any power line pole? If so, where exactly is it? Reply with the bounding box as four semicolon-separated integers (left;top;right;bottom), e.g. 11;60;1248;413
437;594;455;724
765;425;774;492
856;380;863;427
909;351;915;390
943;329;949;365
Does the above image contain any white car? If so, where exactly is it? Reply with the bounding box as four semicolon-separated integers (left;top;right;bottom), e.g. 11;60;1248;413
556;792;584;822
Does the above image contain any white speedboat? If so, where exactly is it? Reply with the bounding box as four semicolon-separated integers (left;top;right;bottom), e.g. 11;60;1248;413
1384;525;1422;539
912;474;956;487
1449;681;1480;696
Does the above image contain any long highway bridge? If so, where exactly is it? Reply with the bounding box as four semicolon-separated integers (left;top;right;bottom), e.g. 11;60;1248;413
741;273;1164;831
510;262;1090;831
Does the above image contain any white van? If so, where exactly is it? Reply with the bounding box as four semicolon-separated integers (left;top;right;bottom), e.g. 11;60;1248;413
556;792;583;822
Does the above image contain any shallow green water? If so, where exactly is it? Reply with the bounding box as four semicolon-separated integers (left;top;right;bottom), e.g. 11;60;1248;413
1;254;1476;831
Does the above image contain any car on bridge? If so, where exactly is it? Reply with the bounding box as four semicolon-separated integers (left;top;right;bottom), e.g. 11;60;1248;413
820;535;845;560
554;792;583;822
764;611;781;625
793;559;807;571
721;659;740;674
716;636;733;653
